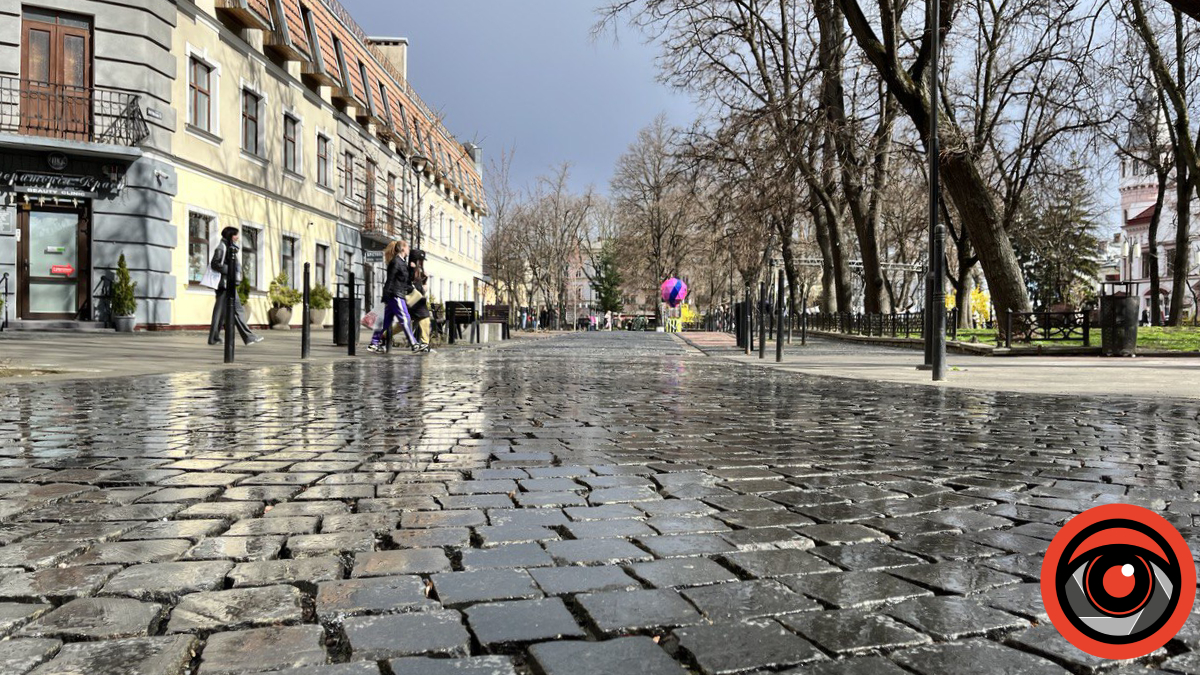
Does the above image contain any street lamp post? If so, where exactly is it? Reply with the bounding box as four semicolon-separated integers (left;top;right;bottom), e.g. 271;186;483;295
411;154;428;249
922;0;947;381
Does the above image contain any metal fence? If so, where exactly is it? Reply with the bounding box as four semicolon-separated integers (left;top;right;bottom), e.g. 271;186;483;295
0;76;149;146
808;310;959;339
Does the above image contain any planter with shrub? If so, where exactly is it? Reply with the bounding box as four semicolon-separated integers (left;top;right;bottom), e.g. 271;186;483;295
310;284;332;326
268;273;302;329
111;254;137;333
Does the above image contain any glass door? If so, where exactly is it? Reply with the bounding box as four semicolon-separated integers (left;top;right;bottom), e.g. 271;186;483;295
19;208;87;320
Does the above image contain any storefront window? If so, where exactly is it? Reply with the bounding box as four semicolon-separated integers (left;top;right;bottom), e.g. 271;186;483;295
315;244;328;287
282;236;298;287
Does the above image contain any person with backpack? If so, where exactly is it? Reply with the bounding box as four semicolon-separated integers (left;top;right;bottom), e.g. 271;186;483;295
207;226;263;346
367;240;418;353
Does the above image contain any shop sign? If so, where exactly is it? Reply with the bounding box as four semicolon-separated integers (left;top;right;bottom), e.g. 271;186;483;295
47;153;69;171
0;171;123;198
51;264;75;276
0;209;12;236
364;251;384;263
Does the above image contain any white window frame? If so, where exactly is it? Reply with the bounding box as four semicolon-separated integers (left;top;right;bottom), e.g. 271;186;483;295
239;79;269;164
282;108;304;179
239;221;264;291
281;231;302;288
186;207;219;294
315;129;333;192
185;44;221;144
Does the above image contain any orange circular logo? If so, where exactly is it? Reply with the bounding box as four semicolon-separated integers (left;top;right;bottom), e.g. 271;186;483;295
1041;504;1196;659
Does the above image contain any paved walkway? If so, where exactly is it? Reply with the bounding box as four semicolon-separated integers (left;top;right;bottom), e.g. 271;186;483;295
0;330;552;382
682;331;1200;400
0;332;1197;675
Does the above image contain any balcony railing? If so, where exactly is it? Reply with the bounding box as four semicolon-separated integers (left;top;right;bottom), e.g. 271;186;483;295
0;76;149;147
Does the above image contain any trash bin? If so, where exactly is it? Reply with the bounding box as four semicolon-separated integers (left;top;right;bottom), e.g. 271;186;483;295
1100;282;1138;356
333;297;362;346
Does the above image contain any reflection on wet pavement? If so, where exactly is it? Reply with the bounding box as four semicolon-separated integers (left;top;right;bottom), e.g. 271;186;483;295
0;332;1197;674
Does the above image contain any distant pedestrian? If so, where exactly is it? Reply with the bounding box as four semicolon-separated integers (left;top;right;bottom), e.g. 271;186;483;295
208;226;263;347
367;240;419;353
1141;309;1149;327
408;249;433;353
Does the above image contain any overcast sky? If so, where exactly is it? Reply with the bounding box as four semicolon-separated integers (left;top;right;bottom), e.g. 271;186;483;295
342;0;696;195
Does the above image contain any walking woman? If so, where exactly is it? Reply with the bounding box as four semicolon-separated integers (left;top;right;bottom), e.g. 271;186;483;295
368;240;418;353
408;249;433;353
208;226;263;346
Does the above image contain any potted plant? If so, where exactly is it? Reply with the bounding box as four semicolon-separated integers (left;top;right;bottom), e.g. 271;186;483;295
111;254;137;333
237;275;253;324
268;273;302;329
310;284;332;326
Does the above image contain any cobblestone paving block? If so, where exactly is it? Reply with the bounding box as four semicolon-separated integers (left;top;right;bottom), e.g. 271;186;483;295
887;558;1022;595
977;583;1049;622
475;525;560;547
460;543;555;570
223;517;320;537
286;532;376;558
544;539;654;566
780;609;932;656
343;610;470;660
793;523;889;546
784;571;933;609
120;519;227;542
229;557;344;589
258;664;380;675
529;637;687;675
464;597;585;648
674;619;825;675
27;635;196;675
100;561;233;601
0;638;61;675
315;575;434;619
70;539;193;566
885;596;1029;640
320;513;397;534
808;543;925;571
564;519;656;539
401;510;487;529
19;597;164;640
981;553;1045;581
890;637;1071;675
432;569;542;607
167;584;305;633
387;657;518;675
720;526;811;551
784;655;914;675
198;625;327;675
29;521;145;542
681;579;821;621
348;549;451;578
184;536;286;562
636;534;736;558
564;504;643;521
719;549;834;579
1007;623;1153;673
391;527;471;549
0;602;53;636
0;565;122;602
528;565;642;596
0;542;89;570
576;588;702;636
626;556;739;588
178;502;266;521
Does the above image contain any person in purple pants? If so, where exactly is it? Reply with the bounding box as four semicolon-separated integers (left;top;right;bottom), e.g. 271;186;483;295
368;240;418;353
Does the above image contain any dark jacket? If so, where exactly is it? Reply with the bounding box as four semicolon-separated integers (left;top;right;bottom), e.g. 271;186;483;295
381;254;412;299
210;239;241;291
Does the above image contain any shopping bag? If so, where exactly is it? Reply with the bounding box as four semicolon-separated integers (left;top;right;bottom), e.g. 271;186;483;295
360;303;385;331
199;266;221;290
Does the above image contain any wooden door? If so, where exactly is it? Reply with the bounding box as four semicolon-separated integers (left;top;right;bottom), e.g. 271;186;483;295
20;10;92;140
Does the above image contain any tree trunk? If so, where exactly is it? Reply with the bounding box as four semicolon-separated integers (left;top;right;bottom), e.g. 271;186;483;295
956;266;973;329
811;206;836;312
1170;170;1193;325
1148;171;1168;326
837;0;1031;314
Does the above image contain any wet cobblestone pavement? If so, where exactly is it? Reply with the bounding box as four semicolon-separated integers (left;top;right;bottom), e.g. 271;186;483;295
1;332;1199;674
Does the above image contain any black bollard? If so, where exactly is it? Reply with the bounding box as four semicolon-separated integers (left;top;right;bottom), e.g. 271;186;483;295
348;272;357;356
776;271;785;363
758;281;766;360
224;243;236;364
801;301;807;346
302;263;311;359
744;288;752;355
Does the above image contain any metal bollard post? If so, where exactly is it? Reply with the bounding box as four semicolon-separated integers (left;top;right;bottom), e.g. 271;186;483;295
302;263;311;359
385;304;393;354
224;245;236;364
758;282;766;360
776;271;785;363
1005;309;1013;349
1083;310;1091;347
801;304;807;345
348;272;357;356
744;288;752;355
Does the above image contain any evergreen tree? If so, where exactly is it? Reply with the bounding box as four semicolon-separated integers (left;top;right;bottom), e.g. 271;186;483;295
589;240;624;314
1010;167;1102;309
111;253;137;317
